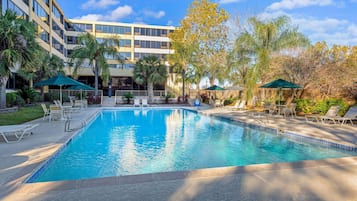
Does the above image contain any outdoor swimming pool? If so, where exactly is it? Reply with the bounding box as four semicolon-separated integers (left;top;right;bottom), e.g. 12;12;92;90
27;108;357;183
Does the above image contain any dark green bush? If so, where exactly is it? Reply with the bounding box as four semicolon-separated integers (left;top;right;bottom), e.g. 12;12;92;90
122;92;133;104
6;92;17;107
17;87;39;103
295;98;349;115
295;99;315;113
223;97;236;106
47;92;70;102
15;95;25;106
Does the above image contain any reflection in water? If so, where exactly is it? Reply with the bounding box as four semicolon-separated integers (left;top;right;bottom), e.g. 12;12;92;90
31;109;357;182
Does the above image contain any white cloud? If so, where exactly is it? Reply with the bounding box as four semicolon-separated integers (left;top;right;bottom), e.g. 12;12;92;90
167;20;173;26
75;5;133;21
143;10;165;19
218;0;243;4
258;11;357;46
76;14;102;21
81;0;120;9
267;0;334;11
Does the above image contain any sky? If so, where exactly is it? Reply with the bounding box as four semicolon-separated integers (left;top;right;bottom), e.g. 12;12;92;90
56;0;357;46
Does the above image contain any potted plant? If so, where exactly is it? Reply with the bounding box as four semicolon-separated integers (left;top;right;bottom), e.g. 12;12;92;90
165;92;174;104
122;92;133;104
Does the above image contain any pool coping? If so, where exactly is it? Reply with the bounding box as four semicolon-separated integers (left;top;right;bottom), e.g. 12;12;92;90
9;107;357;195
12;156;357;194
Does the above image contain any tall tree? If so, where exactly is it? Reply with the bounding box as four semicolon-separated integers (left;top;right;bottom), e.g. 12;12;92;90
133;56;167;103
0;10;39;109
169;0;229;95
227;36;255;99
17;49;64;87
233;15;309;100
70;32;119;98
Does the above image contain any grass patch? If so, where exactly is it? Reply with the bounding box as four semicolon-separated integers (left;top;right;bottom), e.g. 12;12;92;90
0;105;43;125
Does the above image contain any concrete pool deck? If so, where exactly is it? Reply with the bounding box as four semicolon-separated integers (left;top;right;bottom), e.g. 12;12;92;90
1;106;357;201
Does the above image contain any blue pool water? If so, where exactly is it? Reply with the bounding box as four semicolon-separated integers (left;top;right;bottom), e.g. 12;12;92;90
28;109;357;182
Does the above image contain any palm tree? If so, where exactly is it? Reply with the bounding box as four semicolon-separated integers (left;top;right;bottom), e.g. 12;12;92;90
0;10;39;109
133;56;167;103
70;32;119;98
17;49;64;88
234;15;310;100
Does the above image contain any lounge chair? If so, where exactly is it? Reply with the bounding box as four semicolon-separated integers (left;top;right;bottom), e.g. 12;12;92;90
133;99;140;107
305;105;340;124
0;124;39;143
142;98;149;107
215;99;223;107
41;103;50;120
49;105;62;121
283;103;297;118
233;100;246;110
326;106;357;125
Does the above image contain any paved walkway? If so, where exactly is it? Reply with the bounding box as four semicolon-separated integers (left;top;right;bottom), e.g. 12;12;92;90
1;106;357;201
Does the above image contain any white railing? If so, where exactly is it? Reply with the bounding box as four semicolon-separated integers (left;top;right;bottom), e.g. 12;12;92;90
114;90;165;104
50;89;103;105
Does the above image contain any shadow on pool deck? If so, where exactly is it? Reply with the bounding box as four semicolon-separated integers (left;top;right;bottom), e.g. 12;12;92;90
1;106;357;201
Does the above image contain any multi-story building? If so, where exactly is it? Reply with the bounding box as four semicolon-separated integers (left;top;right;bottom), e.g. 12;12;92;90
2;0;175;95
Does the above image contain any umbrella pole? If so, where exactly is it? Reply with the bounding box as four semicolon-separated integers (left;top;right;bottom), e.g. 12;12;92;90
60;85;62;104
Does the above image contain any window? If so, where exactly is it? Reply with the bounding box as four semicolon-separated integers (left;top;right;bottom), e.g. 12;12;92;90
86;24;92;31
120;39;131;47
22;0;29;6
52;37;63;53
133;27;173;36
33;0;49;24
134;27;140;35
66;36;78;44
134;53;166;60
52;21;64;39
33;22;49;43
119;52;131;60
52;5;63;24
42;0;49;6
134;40;169;49
4;0;28;19
96;24;131;34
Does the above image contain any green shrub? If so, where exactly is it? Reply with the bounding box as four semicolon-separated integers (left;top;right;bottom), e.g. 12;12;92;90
6;92;17;107
17;87;39;103
223;97;236;106
47;92;69;102
122;92;133;104
15;95;25;106
295;98;349;115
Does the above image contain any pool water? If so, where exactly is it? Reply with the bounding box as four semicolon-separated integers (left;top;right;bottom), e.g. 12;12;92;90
28;109;357;182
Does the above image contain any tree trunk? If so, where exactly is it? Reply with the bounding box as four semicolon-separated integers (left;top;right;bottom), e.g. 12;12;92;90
0;76;9;109
94;63;99;97
182;69;185;99
147;82;154;103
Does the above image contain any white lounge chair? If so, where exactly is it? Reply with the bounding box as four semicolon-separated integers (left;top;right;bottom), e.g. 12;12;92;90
133;99;141;107
41;103;50;120
142;98;149;107
233;100;246;110
305;105;340;123
0;124;39;143
326;106;357;125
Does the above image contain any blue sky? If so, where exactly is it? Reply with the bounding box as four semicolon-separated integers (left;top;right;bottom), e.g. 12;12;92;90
56;0;357;46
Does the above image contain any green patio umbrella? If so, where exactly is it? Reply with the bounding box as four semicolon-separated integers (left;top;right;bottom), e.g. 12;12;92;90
260;79;301;105
205;85;225;91
205;85;225;100
260;79;301;89
34;75;85;103
67;82;94;101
